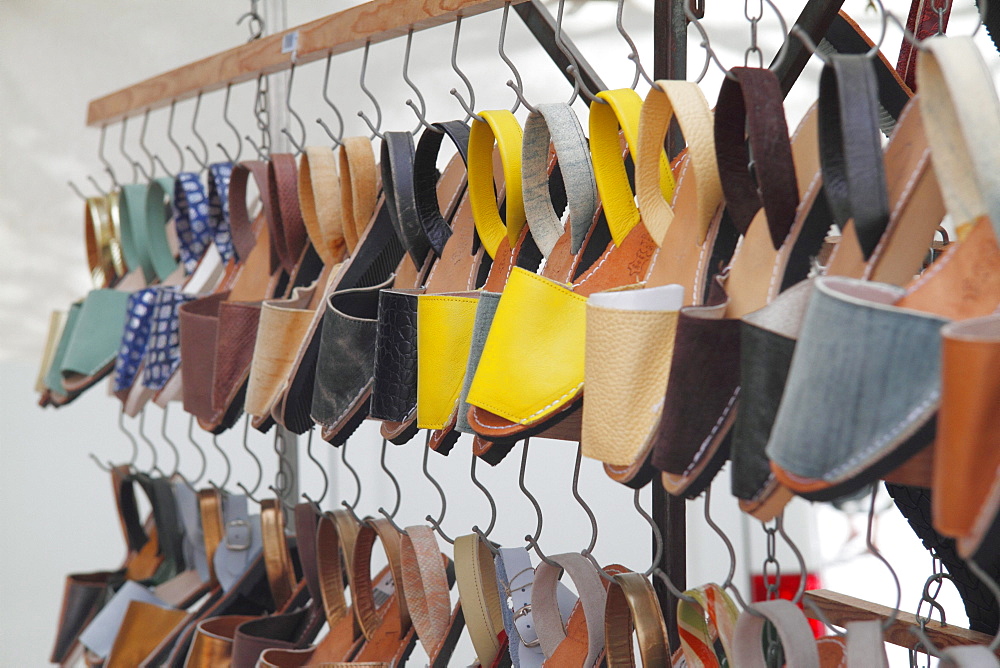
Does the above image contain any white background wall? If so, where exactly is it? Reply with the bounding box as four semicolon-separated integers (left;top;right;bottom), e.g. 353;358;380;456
1;1;995;665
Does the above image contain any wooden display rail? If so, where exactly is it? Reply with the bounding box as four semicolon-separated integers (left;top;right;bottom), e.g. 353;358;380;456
86;0;529;127
803;590;998;655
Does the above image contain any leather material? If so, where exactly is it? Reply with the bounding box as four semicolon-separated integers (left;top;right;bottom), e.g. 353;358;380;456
936;315;1000;540
186;614;258;668
144;177;182;281
532;553;610;667
212;300;263;413
232;607;316;667
582;285;683;467
454;533;505;667
494;547;577;668
468;110;526;258
80;580;174;659
730;280;813;504
455;291;502;435
51;571;116;663
651;280;741;497
590;88;673;244
918;37;1000;239
245;281;321;418
105;599;188;668
732;600;819;668
37;309;68;396
845;620;888;668
818;55;889;259
350;518;416;666
311;275;394;443
178;290;228;429
257;510;364;667
522;103;597;256
373;143;473;437
382;131;429;268
60;288;130;380
714;68;799;248
637;81;720;246
400;526;463;666
118;183;152;280
414;121;470;256
467;267;587;427
766;277;945;498
261;498;296;611
603;572;669;668
416;293;479;429
198;489;224;586
339;137;379;255
896;0;952;91
370;289;420;422
298;146;346;266
44;301;82;400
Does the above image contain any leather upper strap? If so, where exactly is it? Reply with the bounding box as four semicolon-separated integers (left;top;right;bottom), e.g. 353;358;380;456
714;67;799;248
261;498;296;610
207;162;236;261
141;176;181;281
897;0;953;91
414;121;470;256
917;37;1000;237
400;526;453;661
676;583;740;668
228;160;271;261
340;136;379;254
732;599;819;667
454;533;505;666
604;571;670;667
381;131;430;267
317;510;360;628
172;172;212;274
468;110;526;258
818;55;889;259
522;103;597;257
532;552;608;667
268;153;308;273
353;517;410;641
197;488;225;585
112;464;149;555
589;88;674;245
299;146;346;265
845;620;888;667
135;473;186;581
637;80;720;245
294;502;322;603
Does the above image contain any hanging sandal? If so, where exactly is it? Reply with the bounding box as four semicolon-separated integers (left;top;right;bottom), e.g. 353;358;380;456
371;121;480;446
583;80;725;489
465;89;675;448
766;37;1000;502
732;47;943;520
603;571;675;667
311;131;469;446
651;66;834;499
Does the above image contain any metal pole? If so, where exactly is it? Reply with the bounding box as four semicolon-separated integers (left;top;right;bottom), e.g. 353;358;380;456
653;0;688;653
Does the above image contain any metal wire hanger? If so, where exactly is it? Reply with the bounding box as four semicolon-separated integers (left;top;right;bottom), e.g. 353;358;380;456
186;92;211;172
357;41;384;140
339;438;365;524
376;438;408;534
317;52;345;147
423;433;456;545
218;84;243;164
449;16;484;123
235;416;265;503
402;28;442;135
301;427;329;509
280;64;307;155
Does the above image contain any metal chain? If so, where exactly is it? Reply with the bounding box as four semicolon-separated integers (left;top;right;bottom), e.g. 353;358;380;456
932;0;952;36
255;77;271;157
744;0;764;67
761;519;784;668
909;555;949;667
762;520;782;600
